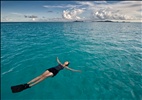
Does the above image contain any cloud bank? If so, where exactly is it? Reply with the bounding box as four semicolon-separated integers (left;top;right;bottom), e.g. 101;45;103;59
62;8;84;20
61;1;141;21
91;8;134;20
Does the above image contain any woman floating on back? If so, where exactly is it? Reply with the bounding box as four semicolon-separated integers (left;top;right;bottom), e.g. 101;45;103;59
11;57;81;93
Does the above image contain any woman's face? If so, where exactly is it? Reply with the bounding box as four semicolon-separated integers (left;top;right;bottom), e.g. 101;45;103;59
64;61;69;66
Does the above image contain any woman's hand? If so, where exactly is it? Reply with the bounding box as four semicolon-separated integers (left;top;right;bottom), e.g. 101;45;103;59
76;70;82;73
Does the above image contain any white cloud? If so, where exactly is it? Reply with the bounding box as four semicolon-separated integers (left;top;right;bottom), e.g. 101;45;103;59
62;8;84;20
43;5;65;8
11;12;23;16
76;1;95;7
75;1;141;21
94;1;107;4
92;7;134;20
2;17;12;22
43;4;81;9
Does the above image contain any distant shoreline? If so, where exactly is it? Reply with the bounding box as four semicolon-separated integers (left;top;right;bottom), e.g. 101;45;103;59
1;21;141;23
73;20;131;23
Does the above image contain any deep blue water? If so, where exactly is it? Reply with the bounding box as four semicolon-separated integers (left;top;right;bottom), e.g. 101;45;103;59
1;22;142;100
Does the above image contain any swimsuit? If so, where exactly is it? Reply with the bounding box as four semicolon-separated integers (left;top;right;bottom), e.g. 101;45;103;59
47;64;64;77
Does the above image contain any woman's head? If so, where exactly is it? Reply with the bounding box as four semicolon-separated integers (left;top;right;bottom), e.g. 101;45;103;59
64;61;70;66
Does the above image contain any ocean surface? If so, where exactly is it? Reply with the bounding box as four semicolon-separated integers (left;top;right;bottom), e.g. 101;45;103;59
1;22;142;100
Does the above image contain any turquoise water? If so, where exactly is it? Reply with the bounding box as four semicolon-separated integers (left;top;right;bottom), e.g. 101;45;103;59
1;22;142;100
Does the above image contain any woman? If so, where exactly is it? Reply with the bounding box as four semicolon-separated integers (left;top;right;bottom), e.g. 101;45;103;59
11;57;81;93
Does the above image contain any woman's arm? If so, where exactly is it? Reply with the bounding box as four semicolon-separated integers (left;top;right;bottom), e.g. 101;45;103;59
56;57;62;65
65;67;81;72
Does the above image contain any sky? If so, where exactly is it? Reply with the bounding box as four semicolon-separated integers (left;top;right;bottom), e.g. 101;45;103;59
1;1;142;22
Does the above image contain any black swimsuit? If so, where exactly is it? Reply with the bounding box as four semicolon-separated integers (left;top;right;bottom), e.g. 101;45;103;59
47;64;64;77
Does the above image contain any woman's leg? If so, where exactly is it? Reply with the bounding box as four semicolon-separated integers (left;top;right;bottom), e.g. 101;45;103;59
27;70;51;84
27;75;42;84
28;70;53;87
29;73;53;87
